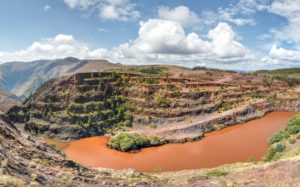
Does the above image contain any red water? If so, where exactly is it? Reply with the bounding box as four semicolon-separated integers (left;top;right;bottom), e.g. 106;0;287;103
50;112;297;172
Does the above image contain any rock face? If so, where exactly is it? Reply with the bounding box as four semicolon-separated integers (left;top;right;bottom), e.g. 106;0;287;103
8;68;300;144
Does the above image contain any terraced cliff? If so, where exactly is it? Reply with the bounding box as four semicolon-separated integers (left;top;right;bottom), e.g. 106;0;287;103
8;68;300;147
8;72;134;140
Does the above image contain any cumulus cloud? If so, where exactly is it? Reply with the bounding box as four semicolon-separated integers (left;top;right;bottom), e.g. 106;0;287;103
64;0;140;21
208;22;248;58
269;0;300;44
0;34;109;62
158;6;200;27
115;19;247;60
269;45;300;61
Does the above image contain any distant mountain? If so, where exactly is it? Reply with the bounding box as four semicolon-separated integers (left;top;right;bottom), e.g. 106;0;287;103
0;57;119;98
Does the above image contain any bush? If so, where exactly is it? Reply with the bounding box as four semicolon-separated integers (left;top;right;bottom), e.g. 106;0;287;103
218;103;235;113
275;143;286;152
107;133;162;152
263;77;273;87
268;132;285;145
287;115;300;127
287;125;300;134
156;97;170;107
265;143;286;161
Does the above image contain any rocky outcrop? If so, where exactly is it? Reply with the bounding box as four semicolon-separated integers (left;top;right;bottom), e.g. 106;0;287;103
0;112;101;185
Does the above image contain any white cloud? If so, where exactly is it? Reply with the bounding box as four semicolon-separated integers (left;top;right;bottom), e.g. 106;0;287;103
201;0;268;26
208;22;247;58
118;19;209;55
113;19;248;65
269;0;300;44
158;6;200;27
0;34;109;62
269;44;300;61
64;0;140;21
63;0;97;9
43;5;51;11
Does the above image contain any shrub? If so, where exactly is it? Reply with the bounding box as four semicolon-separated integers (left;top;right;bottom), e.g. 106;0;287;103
275;143;286;152
263;77;273;87
287;125;300;134
265;143;286;161
218;103;236;113
108;133;162;152
268;132;285;145
111;71;121;80
287;115;300;127
265;146;276;161
156;97;170;107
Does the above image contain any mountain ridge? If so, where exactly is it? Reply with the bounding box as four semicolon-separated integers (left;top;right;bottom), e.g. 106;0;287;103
0;57;119;98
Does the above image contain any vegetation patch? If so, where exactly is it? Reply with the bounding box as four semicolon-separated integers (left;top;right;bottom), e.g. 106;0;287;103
107;133;162;152
206;169;229;177
266;114;300;161
116;66;165;76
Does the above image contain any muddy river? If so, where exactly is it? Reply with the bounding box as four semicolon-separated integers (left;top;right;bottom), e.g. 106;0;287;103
50;112;297;172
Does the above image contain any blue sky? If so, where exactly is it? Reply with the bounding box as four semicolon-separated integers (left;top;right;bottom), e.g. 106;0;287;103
0;0;300;70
